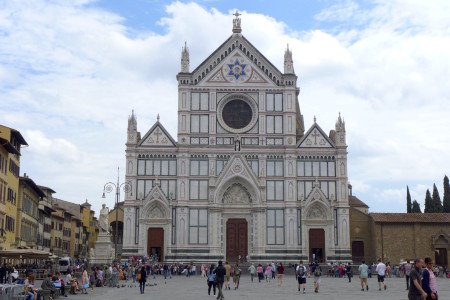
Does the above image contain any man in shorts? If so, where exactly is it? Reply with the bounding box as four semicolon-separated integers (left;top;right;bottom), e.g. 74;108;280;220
296;261;306;293
312;262;321;293
224;262;231;290
358;260;369;291
376;258;387;291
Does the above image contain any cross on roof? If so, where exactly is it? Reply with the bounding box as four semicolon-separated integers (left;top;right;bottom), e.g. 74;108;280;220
233;10;241;18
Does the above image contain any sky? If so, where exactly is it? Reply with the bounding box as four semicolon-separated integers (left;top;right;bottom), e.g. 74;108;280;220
1;0;449;217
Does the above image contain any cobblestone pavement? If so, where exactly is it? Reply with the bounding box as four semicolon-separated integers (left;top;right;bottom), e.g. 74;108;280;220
60;275;449;300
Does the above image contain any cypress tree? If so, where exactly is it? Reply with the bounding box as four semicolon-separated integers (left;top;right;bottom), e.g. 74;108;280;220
432;183;443;212
444;175;450;213
406;186;412;213
411;200;422;213
424;189;433;213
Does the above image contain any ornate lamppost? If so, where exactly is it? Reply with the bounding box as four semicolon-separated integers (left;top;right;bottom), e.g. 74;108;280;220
102;167;131;261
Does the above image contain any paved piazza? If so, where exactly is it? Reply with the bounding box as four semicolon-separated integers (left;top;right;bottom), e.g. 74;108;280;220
56;274;449;300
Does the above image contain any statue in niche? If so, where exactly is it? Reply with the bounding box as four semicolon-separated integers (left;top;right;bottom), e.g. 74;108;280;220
149;206;164;218
308;205;325;219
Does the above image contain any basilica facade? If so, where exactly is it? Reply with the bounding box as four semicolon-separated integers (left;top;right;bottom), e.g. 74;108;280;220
122;15;351;263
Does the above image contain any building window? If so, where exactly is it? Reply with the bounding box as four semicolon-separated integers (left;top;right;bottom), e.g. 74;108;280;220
189;180;208;200
8;159;19;177
135;207;139;244
7;188;16;205
189;208;208;244
191;93;209;111
190;160;208;176
267;209;284;245
190;115;209;133
216;160;228;176
160;180;177;200
267;181;284;201
266;115;283;134
246;159;259;176
297;209;302;245
171;208;176;245
297;160;336;177
297;181;336;201
137;159;177;176
5;215;15;232
266;93;283;111
136;179;153;200
266;160;284;177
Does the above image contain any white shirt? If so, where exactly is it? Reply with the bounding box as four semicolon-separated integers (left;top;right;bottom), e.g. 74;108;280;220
376;262;386;276
296;265;306;278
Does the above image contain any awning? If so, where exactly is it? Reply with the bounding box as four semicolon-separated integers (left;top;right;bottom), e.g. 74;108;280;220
0;249;52;259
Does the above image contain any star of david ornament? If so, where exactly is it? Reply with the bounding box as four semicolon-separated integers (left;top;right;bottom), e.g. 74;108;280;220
227;59;247;80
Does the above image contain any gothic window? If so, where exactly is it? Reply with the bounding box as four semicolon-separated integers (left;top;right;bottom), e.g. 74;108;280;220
189;180;208;200
266;115;283;134
137;179;153;199
160;180;177;199
297;160;335;177
266;93;283;111
190;115;209;133
191;93;209;111
189;208;208;244
190;160;208;176
267;180;284;201
267;209;284;245
266;160;284;177
247;159;259;176
216;159;228;176
297;209;302;245
297;180;336;200
137;159;177;176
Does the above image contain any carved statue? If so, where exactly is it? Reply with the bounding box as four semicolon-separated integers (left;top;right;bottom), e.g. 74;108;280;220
89;247;95;258
99;204;110;234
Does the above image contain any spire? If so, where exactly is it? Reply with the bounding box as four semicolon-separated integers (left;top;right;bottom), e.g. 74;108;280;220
232;10;242;33
335;112;345;131
181;41;189;72
284;44;295;74
128;109;137;131
314;115;317;123
157;114;160;122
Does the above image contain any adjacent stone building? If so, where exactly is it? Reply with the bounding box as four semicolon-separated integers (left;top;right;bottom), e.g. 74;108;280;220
122;14;351;263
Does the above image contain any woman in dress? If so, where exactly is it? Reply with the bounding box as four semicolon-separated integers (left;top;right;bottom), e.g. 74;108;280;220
80;267;89;294
422;257;438;300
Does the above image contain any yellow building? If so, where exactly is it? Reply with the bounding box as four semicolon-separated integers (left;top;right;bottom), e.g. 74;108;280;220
0;125;28;249
81;199;99;253
51;206;65;257
16;175;44;249
37;186;56;252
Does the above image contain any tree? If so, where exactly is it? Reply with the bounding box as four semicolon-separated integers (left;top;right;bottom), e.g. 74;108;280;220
444;175;450;213
406;186;412;213
424;189;433;213
432;183;443;212
411;200;422;213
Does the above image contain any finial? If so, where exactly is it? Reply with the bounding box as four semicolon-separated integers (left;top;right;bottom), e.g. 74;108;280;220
157;114;160;122
314;116;317;123
232;10;242;33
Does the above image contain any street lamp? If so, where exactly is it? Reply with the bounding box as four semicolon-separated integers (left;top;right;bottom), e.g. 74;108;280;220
102;167;132;261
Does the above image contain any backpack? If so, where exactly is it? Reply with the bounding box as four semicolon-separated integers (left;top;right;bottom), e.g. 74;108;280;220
297;266;305;278
137;272;141;281
314;266;321;277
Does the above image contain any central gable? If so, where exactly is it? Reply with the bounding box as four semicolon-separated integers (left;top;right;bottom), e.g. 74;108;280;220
191;35;283;87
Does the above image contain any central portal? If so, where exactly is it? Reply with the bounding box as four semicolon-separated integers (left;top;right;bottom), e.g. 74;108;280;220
309;228;325;263
147;228;164;262
226;219;248;262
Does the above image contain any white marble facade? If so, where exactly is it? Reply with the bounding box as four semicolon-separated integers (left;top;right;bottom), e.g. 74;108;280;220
122;15;351;263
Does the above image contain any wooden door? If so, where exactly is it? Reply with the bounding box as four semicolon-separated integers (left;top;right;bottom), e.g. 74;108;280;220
309;228;325;263
147;228;164;262
226;219;247;263
435;248;448;267
352;241;365;263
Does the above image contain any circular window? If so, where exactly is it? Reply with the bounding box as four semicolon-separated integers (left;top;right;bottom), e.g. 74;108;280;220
217;94;258;133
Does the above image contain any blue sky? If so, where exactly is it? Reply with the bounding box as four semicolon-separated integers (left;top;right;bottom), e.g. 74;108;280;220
1;0;449;217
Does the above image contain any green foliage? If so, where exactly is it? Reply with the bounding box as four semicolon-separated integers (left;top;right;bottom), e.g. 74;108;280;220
444;175;450;213
424;189;433;213
411;200;421;213
406;186;412;213
432;183;443;212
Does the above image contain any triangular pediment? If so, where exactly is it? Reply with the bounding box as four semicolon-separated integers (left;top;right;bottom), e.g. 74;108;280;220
191;34;283;87
141;184;170;220
305;183;330;205
138;121;176;147
298;123;335;148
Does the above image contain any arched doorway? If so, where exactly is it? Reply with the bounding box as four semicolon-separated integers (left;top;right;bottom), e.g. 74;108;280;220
148;228;164;262
226;219;247;263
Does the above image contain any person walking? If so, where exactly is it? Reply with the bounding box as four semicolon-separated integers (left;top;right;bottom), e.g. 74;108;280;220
248;264;256;282
276;262;284;286
376;258;387;291
346;263;352;283
408;258;428;300
257;264;264;283
80;267;89;294
233;263;241;290
215;261;226;300
404;260;412;290
224;262;231;290
296;261;307;293
207;265;217;296
358;260;369;291
139;266;147;294
312;262;321;293
422;257;438;300
265;263;272;282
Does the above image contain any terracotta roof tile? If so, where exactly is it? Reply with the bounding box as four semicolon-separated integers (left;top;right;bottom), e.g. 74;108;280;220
370;213;450;223
349;195;369;208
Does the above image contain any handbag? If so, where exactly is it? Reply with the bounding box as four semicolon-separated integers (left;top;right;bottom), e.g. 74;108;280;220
83;283;89;289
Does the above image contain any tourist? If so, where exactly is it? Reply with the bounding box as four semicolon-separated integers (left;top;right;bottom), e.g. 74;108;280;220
248;263;256;282
346;263;352;282
80;267;89;294
163;263;168;280
265;263;272;282
408;258;428;300
54;272;67;297
296;260;307;293
24;274;37;300
376;258;387;291
257;264;264;283
358;260;369;291
404;260;412;290
89;268;95;291
41;274;56;299
207;264;216;296
214;260;226;300
232;263;241;290
271;261;276;280
312;262;322;293
276;262;284;286
139;266;147;294
422;257;438;300
224;261;231;290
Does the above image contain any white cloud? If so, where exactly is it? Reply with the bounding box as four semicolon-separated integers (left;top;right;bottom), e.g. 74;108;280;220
0;1;449;214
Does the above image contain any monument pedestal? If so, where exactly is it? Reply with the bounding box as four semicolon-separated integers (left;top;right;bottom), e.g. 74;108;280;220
91;232;114;264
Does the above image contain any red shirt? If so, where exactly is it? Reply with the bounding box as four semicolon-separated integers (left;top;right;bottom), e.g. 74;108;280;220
277;265;284;274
